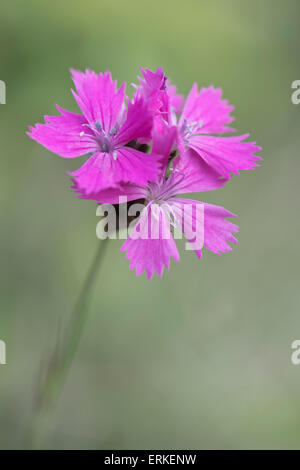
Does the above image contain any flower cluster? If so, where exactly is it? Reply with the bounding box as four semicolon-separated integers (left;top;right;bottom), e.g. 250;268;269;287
28;67;261;279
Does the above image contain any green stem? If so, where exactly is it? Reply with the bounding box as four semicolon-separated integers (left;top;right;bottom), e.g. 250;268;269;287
26;238;109;448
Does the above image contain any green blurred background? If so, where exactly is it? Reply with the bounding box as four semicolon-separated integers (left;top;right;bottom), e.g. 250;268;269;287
1;0;300;449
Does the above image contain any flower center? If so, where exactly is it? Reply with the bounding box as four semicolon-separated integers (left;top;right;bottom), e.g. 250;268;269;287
79;121;119;158
145;181;166;204
145;172;182;204
180;118;203;142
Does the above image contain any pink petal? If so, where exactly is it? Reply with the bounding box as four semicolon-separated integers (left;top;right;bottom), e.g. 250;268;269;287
202;202;239;255
121;204;180;279
114;96;153;146
113;147;162;186
169;149;226;194
70;68;126;132
71;147;162;195
72;180;145;204
27;106;96;158
188;134;262;179
137;67;166;98
166;81;184;114
171;198;239;258
70;152;117;195
134;67;174;123
180;84;235;134
152;120;177;170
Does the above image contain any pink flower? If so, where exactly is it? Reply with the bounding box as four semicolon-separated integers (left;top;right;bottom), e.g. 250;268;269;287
28;67;261;279
27;69;163;194
134;68;261;180
173;84;262;179
74;127;238;279
121;158;238;279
